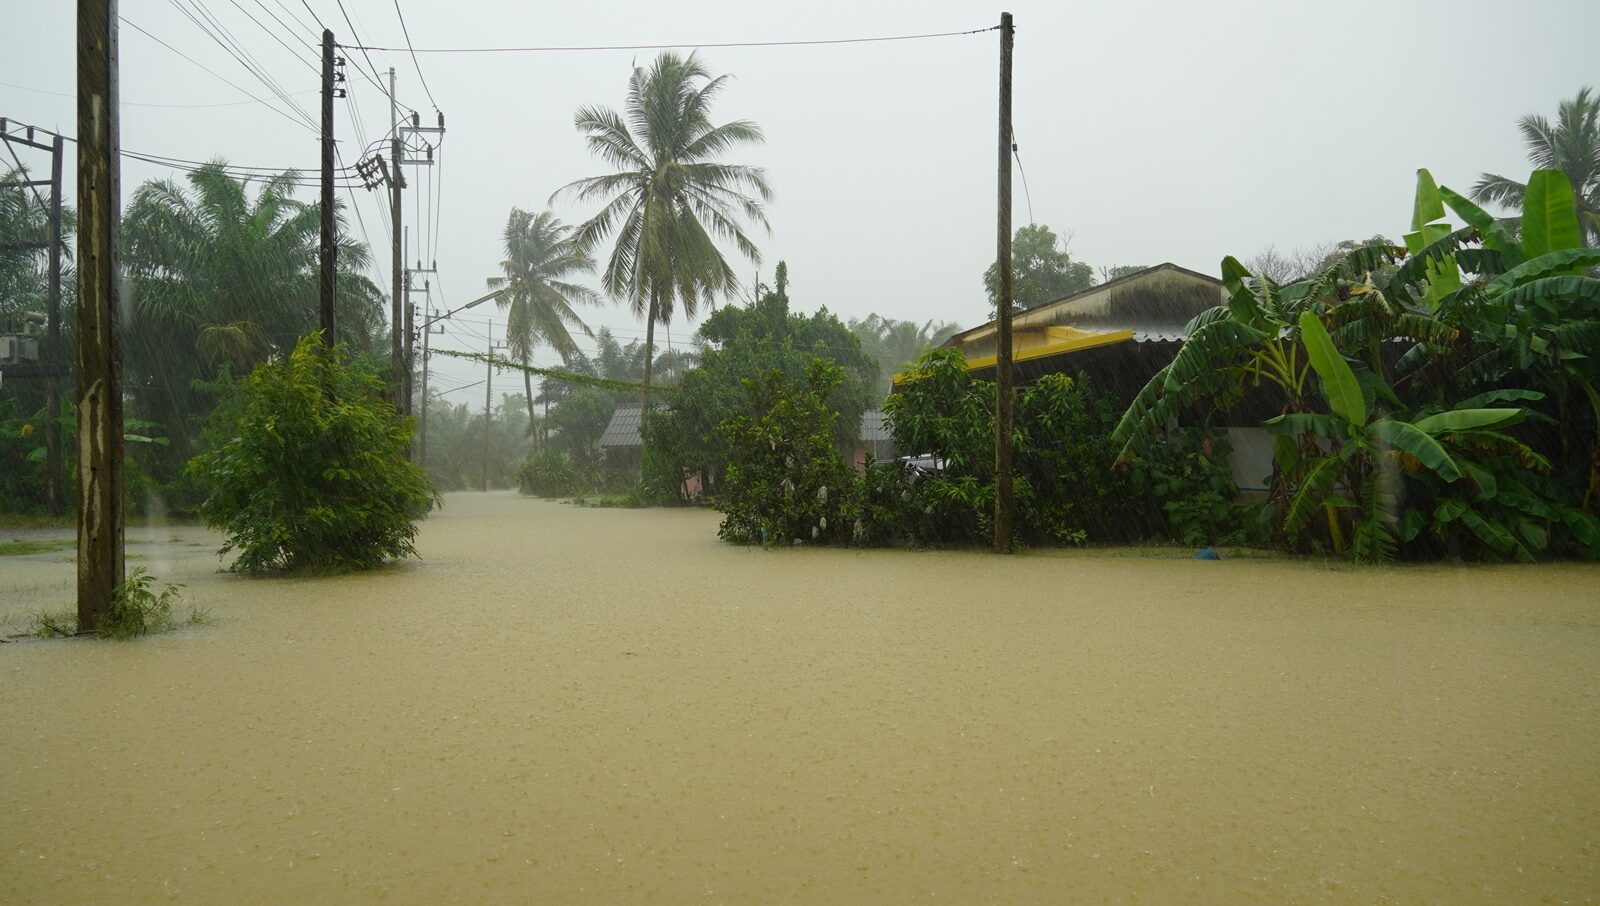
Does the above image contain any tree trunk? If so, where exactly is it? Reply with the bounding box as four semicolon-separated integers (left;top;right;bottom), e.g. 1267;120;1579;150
522;355;535;433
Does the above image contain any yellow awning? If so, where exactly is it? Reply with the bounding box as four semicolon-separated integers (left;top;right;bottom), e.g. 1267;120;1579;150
958;326;1135;372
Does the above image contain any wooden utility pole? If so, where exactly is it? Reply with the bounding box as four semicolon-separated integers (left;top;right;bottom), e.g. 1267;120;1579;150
389;67;404;405
993;12;1016;554
46;133;63;516
318;29;336;345
76;0;125;632
482;323;506;492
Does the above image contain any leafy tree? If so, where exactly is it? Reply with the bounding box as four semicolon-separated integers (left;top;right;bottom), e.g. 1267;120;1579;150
886;348;1150;546
560;51;772;405
1098;264;1147;283
717;359;860;546
983;223;1094;314
187;334;434;574
1473;87;1600;245
485;208;601;424
644;265;876;496
122;163;386;484
847;313;961;397
422;392;532;492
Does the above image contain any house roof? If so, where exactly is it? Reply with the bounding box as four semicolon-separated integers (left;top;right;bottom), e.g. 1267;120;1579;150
944;262;1223;349
599;404;651;448
860;409;890;443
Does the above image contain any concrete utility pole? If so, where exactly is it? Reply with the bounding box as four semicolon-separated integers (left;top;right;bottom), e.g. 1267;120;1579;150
419;296;436;468
482;322;507;492
318;29;336;345
389;67;404;405
993;11;1016;554
75;0;125;632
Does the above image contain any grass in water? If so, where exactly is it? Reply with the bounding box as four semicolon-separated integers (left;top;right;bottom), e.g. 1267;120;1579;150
22;569;212;640
0;540;72;557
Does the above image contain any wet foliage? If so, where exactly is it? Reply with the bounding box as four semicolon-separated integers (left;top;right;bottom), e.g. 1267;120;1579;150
187;335;434;574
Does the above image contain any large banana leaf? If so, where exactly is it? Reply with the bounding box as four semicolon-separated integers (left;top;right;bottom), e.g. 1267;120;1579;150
1161;320;1269;392
1521;170;1583;260
1411;407;1525;434
1439;185;1526;268
1487;248;1600;295
1298;310;1366;426
1284;455;1342;533
1369;419;1461;481
1497;275;1600;315
1411;168;1447;230
1454;388;1545;408
1387;225;1478;306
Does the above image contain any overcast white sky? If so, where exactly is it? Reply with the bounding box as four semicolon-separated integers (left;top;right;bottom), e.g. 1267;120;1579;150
3;0;1595;405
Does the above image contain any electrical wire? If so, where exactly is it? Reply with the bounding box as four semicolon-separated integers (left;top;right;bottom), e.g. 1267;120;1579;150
0;78;319;109
1011;130;1035;226
165;0;316;128
348;25;998;53
119;15;320;134
391;0;439;110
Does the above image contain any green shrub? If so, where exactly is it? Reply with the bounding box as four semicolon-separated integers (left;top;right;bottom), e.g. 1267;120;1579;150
186;333;436;574
886;348;1148;546
1129;427;1250;547
101;568;185;639
717;359;861;546
518;449;580;497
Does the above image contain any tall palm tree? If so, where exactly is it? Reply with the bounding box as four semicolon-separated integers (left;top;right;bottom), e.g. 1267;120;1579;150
485;208;600;424
557;51;773;402
122;161;384;461
1473;87;1600;245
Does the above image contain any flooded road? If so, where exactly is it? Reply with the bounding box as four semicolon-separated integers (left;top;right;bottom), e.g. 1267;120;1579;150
2;491;1597;903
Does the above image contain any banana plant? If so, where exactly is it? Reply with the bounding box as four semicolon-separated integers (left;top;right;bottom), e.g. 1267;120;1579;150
1267;311;1527;561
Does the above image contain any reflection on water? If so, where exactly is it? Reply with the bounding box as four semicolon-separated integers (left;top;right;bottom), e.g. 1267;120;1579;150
2;491;1597;902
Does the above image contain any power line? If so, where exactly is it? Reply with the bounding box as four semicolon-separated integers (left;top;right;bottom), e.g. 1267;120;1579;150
119;15;318;134
347;25;998;53
0;78;318;109
391;0;439;109
224;0;320;73
165;0;316;128
1011;131;1034;226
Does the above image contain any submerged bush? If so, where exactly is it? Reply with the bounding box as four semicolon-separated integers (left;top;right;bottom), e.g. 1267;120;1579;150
187;334;435;574
717;359;860;546
518;449;580;497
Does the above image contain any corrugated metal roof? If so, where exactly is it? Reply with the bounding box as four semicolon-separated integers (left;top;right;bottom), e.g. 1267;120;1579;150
860;410;890;442
599;404;646;448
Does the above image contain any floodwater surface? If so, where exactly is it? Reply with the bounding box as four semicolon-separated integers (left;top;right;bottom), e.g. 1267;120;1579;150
2;492;1597;903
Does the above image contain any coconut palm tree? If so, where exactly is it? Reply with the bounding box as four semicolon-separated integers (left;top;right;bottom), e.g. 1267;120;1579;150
485;208;600;424
557;51;772;403
1473;87;1600;244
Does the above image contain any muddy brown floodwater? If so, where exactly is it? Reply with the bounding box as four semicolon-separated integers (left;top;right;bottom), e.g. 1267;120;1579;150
2;491;1598;903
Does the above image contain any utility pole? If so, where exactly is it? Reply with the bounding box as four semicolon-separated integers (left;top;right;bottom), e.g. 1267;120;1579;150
76;0;125;632
318;29;337;345
46;133;63;516
482;322;507;492
388;67;404;404
419;295;439;469
399;109;443;415
993;11;1016;554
